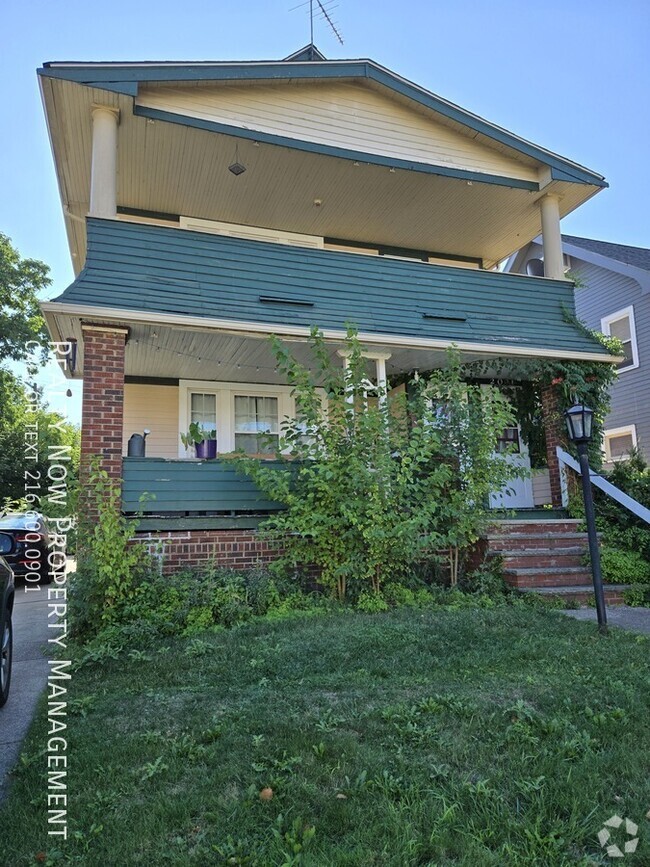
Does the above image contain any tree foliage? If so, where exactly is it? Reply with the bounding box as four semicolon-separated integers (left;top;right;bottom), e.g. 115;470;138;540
0;232;50;366
0;372;80;516
235;329;522;599
0;234;79;521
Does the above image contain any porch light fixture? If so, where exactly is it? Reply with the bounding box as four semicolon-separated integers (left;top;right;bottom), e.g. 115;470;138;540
563;400;607;634
228;141;247;176
564;402;594;443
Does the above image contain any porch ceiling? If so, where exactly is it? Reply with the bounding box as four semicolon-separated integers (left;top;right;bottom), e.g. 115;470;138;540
47;316;553;384
40;75;602;273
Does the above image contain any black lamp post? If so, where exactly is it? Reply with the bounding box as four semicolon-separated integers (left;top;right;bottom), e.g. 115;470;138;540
564;402;608;634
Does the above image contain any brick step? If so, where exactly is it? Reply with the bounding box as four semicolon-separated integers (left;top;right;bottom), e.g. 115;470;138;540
504;565;593;589
487;532;589;551
490;519;584;536
518;584;629;606
498;547;586;570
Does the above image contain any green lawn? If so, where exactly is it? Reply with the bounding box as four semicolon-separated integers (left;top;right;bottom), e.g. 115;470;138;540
1;606;649;865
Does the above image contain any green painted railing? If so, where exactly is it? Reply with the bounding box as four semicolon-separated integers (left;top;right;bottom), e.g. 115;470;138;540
122;457;285;516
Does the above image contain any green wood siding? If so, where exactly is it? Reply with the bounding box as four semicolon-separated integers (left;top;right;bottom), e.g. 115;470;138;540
56;219;608;357
122;457;285;514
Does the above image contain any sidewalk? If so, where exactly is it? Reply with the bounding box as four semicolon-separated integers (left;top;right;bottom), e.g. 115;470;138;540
0;583;51;804
563;605;650;635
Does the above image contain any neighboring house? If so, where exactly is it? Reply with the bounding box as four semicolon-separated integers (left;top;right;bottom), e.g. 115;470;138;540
508;236;649;465
37;45;615;575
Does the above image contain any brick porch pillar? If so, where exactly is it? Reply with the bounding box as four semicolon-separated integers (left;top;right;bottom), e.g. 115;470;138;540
80;324;128;514
541;384;565;509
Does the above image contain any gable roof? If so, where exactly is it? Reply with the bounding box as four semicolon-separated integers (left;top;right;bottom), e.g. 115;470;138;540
38;54;606;188
284;44;327;62
562;236;650;272
561;235;650;295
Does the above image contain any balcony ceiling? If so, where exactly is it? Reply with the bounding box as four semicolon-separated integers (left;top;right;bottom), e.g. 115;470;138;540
40;75;603;273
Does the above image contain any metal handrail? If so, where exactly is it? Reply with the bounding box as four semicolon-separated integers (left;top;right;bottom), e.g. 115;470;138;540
556;446;650;525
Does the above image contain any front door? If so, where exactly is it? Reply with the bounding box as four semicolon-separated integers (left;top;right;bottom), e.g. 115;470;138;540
489;425;534;509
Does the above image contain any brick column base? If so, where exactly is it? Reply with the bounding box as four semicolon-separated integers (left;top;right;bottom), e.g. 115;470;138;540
541;384;566;509
80;324;128;519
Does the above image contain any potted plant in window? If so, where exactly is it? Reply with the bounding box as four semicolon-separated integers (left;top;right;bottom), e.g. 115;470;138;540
180;423;217;459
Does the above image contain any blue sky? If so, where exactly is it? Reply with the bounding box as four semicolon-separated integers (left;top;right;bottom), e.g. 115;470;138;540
1;0;649;422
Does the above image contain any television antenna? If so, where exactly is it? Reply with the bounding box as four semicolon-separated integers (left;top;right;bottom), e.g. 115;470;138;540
290;0;344;46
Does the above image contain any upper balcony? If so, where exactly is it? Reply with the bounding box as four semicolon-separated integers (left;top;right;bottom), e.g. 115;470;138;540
41;216;613;383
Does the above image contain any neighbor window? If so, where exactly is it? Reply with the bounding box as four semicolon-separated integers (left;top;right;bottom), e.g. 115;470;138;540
603;425;637;462
601;307;639;371
234;395;279;455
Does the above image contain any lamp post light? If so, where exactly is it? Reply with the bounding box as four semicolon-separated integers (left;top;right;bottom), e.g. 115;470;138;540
563;402;608;635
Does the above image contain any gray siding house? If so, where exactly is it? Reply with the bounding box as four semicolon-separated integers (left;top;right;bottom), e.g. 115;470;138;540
508;237;650;465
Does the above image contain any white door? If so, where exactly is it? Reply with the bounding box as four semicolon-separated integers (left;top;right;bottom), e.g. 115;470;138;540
489;426;534;509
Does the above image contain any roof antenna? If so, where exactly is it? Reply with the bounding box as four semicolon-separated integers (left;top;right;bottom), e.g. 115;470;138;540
290;0;344;50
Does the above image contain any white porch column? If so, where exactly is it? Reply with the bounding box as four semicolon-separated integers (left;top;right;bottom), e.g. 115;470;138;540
539;193;564;280
375;356;388;410
89;106;119;218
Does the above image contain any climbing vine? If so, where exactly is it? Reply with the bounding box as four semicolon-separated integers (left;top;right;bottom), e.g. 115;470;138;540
393;314;621;469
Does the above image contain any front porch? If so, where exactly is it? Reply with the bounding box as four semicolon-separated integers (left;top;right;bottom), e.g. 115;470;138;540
122;456;556;532
45;218;617;572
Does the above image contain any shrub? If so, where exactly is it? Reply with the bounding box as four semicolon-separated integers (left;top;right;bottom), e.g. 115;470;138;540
623;584;650;607
69;461;156;641
357;591;389;613
236;329;522;599
461;554;509;597
597;545;650;585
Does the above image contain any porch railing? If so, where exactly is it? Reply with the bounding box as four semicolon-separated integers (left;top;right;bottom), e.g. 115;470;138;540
122;457;285;524
556;446;650;525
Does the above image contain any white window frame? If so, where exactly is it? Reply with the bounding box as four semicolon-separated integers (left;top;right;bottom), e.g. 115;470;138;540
603;424;637;463
179;217;324;249
178;380;296;458
601;305;639;372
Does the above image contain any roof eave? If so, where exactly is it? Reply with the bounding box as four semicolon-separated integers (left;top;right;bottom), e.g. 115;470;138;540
37;59;607;188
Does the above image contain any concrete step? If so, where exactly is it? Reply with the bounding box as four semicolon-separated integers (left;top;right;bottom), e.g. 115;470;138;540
491;519;584;536
518;584;629;606
498;547;586;570
487;532;589;551
504;565;593;589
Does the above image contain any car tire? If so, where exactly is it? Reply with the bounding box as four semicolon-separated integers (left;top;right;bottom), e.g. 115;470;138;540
0;610;12;708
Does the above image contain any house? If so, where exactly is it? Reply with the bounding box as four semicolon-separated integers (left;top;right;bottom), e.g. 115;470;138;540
37;45;619;591
508;236;649;465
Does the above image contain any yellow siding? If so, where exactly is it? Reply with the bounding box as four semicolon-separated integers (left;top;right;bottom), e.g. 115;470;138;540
123;384;179;458
137;81;538;183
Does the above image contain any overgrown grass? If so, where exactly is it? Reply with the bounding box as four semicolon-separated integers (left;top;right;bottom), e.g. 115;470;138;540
1;606;649;865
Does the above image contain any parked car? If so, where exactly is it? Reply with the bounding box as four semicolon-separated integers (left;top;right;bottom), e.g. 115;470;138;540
0;532;15;707
0;513;52;585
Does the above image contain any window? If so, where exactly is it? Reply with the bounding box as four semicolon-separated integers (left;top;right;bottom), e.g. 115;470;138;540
496;427;521;454
601;306;639;371
604;425;637;462
179;380;316;458
234;396;279;455
190;393;217;431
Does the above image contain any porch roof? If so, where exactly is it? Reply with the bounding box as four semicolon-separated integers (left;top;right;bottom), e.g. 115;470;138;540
43;218;615;366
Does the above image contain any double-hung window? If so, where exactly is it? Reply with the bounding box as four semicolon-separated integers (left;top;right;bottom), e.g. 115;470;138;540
190;392;217;432
601;306;639;371
234;395;279;455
